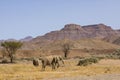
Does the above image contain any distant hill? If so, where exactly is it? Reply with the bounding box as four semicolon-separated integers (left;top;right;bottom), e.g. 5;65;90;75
1;23;120;57
33;23;119;41
1;23;120;50
20;36;33;42
103;36;120;46
30;39;120;50
24;23;120;50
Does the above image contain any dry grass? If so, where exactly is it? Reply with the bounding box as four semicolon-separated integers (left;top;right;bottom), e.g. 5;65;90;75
0;59;120;80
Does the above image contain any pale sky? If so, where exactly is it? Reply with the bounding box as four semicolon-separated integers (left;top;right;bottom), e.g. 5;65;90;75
0;0;120;40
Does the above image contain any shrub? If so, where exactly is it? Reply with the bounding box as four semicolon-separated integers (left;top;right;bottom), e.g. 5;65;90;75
105;49;120;59
77;57;99;66
88;57;99;63
77;59;89;66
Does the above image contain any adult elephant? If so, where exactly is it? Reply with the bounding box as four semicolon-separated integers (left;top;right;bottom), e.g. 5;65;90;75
33;55;64;71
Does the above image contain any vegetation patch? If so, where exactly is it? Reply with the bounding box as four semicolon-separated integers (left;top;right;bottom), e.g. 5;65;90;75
77;57;100;66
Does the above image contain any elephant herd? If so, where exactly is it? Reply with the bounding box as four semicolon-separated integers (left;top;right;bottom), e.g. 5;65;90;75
33;55;64;71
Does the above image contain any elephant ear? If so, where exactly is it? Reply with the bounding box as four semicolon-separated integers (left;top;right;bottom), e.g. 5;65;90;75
33;59;39;66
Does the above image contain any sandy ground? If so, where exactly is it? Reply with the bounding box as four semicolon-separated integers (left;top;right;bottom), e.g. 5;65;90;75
0;59;120;80
47;74;120;80
44;59;120;80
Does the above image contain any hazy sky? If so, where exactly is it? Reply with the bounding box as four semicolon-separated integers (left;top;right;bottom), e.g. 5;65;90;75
0;0;120;40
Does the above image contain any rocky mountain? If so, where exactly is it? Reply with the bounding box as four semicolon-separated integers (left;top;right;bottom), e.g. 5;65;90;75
20;36;33;42
103;35;120;45
0;38;17;42
102;29;120;45
0;36;33;42
24;23;120;51
7;39;17;41
1;23;120;57
32;23;120;42
1;23;118;43
82;24;119;38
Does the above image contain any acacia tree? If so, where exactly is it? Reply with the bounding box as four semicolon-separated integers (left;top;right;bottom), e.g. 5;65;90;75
61;40;73;58
1;41;22;63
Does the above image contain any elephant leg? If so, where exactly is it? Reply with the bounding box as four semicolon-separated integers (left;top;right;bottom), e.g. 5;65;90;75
52;63;56;70
42;64;46;71
41;61;46;71
57;62;60;68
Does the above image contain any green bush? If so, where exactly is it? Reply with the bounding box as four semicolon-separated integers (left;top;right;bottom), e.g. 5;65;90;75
88;57;99;63
77;59;89;66
105;49;120;59
77;57;99;66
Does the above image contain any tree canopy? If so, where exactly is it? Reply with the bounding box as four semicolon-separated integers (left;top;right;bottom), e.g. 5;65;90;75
1;41;23;63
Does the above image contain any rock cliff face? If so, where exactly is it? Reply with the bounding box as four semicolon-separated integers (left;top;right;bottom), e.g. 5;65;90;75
82;24;119;38
33;23;120;41
60;24;88;39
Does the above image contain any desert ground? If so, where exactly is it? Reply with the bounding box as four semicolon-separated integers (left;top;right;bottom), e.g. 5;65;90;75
0;59;120;80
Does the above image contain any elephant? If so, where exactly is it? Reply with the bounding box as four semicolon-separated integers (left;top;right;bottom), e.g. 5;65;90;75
33;55;64;71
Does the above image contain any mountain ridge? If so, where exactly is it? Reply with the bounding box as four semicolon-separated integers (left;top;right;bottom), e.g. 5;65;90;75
1;23;120;57
32;23;120;41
